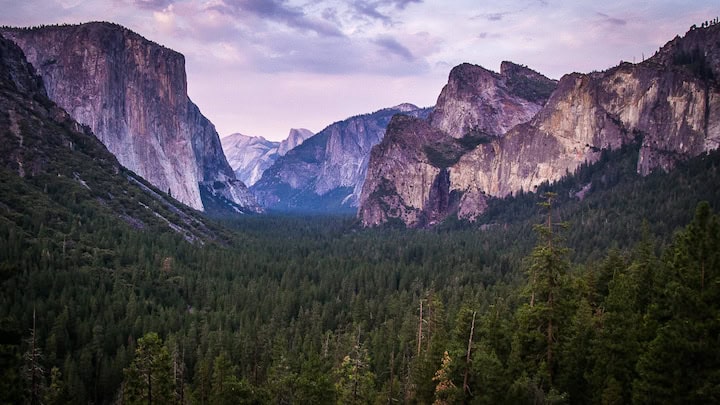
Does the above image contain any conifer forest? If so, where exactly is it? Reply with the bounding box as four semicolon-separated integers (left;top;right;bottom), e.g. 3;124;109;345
1;140;720;404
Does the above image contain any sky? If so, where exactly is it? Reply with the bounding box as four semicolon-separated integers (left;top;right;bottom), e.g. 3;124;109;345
0;1;716;141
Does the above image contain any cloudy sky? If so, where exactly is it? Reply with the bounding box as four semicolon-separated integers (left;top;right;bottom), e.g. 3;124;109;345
0;0;716;140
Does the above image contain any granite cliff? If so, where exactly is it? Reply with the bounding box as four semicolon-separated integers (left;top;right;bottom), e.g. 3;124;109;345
0;22;260;213
0;32;224;242
430;61;556;139
360;62;556;226
221;128;312;187
359;24;720;227
252;104;431;211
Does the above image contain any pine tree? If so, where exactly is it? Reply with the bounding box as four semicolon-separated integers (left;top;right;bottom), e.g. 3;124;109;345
210;352;258;405
512;192;571;397
122;332;173;405
589;235;655;404
23;309;45;405
432;351;459;405
334;330;376;405
633;202;720;403
44;366;65;405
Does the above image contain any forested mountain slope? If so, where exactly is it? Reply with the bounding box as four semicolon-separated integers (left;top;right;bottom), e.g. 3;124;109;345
0;22;261;214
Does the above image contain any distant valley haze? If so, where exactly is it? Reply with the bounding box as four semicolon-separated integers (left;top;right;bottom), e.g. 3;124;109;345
0;0;716;140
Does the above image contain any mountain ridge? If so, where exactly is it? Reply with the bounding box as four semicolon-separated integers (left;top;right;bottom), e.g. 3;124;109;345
359;23;720;227
0;31;228;243
221;128;313;187
0;21;261;214
251;104;432;212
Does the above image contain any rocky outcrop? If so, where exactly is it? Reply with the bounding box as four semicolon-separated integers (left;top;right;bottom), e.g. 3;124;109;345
252;104;431;211
0;22;260;213
451;36;720;219
359;115;450;226
429;62;556;139
0;33;224;242
360;63;556;226
359;24;720;227
221;128;312;186
278;128;313;156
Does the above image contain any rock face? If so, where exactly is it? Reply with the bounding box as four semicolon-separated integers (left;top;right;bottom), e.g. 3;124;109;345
0;22;260;213
0;33;223;242
430;62;556;139
252;104;431;211
359;115;449;226
360;24;720;227
221;128;312;187
360;63;556;226
278;128;313;156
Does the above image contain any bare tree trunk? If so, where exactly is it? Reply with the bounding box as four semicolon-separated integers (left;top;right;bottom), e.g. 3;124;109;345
547;293;553;387
426;299;432;352
388;349;395;405
417;300;423;356
463;311;476;397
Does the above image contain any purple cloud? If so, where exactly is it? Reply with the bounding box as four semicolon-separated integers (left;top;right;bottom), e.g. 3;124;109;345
352;1;392;25
351;0;422;25
131;0;174;11
471;11;513;22
596;12;627;26
381;0;422;10
212;0;344;37
374;35;414;61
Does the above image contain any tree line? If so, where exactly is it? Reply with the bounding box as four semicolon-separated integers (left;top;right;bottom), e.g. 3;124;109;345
1;145;719;403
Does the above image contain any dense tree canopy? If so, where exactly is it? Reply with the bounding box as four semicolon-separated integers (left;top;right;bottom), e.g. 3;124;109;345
1;145;719;403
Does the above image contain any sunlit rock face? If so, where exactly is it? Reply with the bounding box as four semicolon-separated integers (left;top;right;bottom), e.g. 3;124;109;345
360;62;556;226
360;24;720;227
251;104;431;212
1;22;261;213
358;115;448;227
429;62;556;139
222;128;313;187
278;128;313;156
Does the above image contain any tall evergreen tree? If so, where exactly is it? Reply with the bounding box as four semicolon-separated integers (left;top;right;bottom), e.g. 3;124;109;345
633;202;720;403
334;331;376;405
23;310;45;405
122;332;173;405
210;352;259;405
512;192;571;399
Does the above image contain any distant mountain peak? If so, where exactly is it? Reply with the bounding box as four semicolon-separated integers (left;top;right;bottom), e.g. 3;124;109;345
222;128;314;187
251;104;432;212
278;128;313;156
390;103;421;112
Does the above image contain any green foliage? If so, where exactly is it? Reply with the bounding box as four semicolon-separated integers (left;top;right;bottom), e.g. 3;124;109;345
514;193;572;393
423;131;492;168
334;336;375;405
505;70;558;103
633;202;720;403
672;47;716;82
1;112;720;403
0;317;23;404
122;332;173;405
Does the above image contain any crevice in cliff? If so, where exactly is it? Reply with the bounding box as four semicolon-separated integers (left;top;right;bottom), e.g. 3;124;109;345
421;168;461;226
